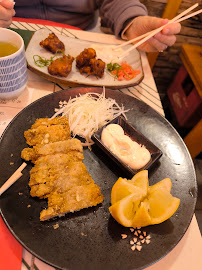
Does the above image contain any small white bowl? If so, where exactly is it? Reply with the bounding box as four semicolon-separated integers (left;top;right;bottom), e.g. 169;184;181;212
0;28;27;99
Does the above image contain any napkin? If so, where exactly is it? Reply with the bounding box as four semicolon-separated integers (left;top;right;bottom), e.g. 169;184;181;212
0;216;22;270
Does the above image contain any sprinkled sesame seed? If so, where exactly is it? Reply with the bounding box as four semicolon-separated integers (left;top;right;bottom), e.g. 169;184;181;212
121;228;151;252
121;234;127;239
133;238;137;243
131;245;136;251
53;223;59;229
136;245;142;251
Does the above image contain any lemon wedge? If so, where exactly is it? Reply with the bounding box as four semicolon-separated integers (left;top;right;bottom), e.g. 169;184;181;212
109;193;142;227
132;201;151;227
109;171;180;228
111;177;145;205
146;188;180;225
130;170;149;197
149;177;172;194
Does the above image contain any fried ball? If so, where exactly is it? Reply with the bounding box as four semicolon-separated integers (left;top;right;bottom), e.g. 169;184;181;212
40;33;65;54
89;58;105;78
76;48;96;69
48;55;74;77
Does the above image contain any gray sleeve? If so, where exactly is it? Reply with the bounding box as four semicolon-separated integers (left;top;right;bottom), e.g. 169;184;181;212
96;0;148;37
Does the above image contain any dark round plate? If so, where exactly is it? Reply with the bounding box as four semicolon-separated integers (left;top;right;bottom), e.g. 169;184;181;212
0;87;197;270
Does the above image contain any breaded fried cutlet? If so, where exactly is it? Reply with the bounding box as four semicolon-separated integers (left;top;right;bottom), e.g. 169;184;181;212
24;124;71;146
21;139;83;162
29;152;84;176
29;161;95;198
24;117;71;146
40;183;104;221
21;116;104;221
40;32;65;54
31;117;69;129
28;153;85;187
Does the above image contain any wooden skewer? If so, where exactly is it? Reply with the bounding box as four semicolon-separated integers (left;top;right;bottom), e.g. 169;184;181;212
119;7;202;59
114;3;199;50
0;162;27;196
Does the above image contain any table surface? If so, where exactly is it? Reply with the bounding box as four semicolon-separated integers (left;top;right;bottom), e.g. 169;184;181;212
0;18;202;270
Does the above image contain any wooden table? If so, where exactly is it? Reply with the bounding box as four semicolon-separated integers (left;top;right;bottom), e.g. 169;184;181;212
0;18;202;270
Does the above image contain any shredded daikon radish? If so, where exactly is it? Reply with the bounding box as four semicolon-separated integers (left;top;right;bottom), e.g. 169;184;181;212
51;88;129;146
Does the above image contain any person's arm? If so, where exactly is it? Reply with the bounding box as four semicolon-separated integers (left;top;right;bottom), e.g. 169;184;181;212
97;0;181;53
97;0;147;38
0;0;15;28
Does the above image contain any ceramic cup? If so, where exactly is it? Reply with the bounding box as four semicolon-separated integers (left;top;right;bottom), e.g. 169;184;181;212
0;28;27;99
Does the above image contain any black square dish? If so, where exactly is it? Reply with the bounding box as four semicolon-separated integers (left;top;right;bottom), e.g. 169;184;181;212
92;115;162;176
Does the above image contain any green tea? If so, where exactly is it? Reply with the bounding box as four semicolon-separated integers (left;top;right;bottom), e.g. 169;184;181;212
0;42;19;57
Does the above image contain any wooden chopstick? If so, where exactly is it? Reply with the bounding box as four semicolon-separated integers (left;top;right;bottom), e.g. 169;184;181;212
0;162;27;196
174;9;202;24
114;3;199;51
118;5;202;58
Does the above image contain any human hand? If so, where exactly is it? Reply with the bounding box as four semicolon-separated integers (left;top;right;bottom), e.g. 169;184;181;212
125;16;181;52
0;0;15;28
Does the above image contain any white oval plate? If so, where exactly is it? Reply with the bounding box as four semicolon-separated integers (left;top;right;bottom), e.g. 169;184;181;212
26;28;144;88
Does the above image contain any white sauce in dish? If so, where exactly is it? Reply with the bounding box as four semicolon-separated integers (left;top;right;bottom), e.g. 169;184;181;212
101;124;151;170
